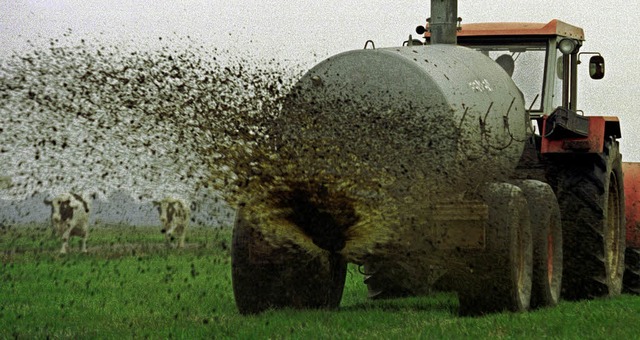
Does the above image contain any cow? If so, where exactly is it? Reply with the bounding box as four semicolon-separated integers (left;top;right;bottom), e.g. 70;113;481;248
44;193;91;254
153;197;190;248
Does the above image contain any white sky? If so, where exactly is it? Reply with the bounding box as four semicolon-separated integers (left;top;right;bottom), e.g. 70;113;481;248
2;0;639;160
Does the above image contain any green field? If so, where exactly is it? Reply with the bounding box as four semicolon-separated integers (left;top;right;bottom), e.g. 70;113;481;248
2;224;639;339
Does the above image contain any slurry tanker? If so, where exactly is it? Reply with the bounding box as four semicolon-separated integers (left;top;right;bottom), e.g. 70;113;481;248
230;0;640;315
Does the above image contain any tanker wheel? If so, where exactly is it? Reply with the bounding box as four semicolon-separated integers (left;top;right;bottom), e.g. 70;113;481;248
623;248;640;294
550;139;625;300
514;180;563;308
362;260;413;300
231;205;347;315
457;183;533;316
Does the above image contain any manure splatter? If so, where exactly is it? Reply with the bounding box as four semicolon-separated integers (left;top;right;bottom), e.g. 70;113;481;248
0;35;293;201
0;35;459;263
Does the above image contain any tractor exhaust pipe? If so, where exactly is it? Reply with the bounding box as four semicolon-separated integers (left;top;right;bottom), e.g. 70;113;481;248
430;0;458;45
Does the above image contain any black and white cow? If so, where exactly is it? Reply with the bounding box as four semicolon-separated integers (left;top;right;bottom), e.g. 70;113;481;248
44;193;91;254
153;197;190;248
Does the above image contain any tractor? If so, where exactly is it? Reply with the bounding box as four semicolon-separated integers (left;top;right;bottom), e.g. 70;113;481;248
230;0;640;315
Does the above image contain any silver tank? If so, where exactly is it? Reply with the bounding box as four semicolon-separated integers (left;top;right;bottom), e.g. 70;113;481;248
284;44;527;202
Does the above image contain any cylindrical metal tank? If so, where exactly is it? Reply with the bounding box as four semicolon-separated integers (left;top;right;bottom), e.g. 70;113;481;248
283;44;527;202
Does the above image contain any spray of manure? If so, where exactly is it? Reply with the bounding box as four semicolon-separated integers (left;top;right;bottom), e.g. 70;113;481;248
0;35;416;262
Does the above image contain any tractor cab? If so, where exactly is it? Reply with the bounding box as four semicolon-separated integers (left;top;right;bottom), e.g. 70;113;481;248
418;19;616;152
418;20;604;114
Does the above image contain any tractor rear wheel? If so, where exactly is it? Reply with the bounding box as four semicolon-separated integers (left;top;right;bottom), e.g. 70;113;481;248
231;205;347;314
550;139;625;300
515;180;563;308
457;183;533;316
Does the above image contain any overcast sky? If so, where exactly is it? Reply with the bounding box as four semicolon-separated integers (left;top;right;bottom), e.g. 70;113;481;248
2;0;639;160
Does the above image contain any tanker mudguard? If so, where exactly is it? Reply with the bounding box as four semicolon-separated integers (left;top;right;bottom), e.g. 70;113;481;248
541;115;621;154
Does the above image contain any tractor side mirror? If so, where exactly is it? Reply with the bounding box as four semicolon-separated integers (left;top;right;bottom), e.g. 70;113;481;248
589;55;605;79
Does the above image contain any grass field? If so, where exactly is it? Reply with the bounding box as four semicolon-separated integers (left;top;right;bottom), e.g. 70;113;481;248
2;224;640;339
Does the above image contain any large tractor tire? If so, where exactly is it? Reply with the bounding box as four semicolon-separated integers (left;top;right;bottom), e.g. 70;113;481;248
457;183;533;316
623;248;640;294
514;180;563;308
550;139;625;300
231;205;347;314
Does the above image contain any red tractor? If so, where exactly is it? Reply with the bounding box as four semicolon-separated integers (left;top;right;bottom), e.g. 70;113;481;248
231;0;640;315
